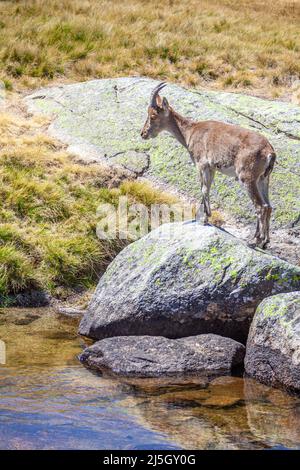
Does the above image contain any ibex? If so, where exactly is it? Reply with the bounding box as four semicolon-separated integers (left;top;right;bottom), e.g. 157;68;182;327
141;82;276;248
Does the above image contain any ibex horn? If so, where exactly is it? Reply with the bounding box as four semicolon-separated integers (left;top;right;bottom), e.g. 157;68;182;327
150;82;167;108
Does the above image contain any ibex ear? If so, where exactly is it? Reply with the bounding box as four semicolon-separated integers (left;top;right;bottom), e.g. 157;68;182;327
156;95;169;114
155;94;163;108
162;96;169;111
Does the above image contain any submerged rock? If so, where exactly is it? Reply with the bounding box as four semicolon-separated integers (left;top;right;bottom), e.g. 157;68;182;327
79;334;245;378
79;222;300;342
56;306;86;317
25;77;300;228
245;291;300;392
116;375;300;449
244;378;300;447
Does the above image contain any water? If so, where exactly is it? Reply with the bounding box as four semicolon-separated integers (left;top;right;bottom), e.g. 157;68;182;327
0;307;300;450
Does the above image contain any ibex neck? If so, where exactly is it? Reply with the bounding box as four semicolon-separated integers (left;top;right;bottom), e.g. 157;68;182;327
166;109;194;149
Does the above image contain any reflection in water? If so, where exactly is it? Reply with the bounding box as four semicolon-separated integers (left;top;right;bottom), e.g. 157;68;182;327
120;375;300;450
0;308;299;450
245;379;300;448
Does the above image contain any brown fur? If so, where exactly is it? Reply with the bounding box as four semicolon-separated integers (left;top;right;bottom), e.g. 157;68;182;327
141;85;276;247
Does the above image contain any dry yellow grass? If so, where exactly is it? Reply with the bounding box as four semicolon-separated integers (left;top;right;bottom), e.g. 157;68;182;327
0;0;299;100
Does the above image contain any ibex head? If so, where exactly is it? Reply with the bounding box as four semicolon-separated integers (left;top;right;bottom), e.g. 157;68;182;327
141;82;170;139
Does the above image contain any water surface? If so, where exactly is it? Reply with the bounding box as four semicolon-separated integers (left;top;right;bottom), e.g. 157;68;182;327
0;308;299;450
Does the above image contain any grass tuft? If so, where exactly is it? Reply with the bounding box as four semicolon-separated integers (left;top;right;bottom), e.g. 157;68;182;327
120;180;178;206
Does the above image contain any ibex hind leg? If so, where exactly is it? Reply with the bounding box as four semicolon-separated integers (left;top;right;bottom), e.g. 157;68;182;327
242;178;266;248
257;175;272;248
257;152;275;247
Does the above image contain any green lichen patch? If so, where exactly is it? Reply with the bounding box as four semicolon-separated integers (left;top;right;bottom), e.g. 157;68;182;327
259;292;300;318
257;291;300;335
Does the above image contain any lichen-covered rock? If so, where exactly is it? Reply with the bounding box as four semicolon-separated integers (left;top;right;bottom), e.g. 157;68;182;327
245;291;300;392
25;77;300;228
79;334;245;378
79;222;300;342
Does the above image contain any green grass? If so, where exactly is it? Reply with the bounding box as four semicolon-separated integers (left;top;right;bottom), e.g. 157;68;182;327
0;1;299;101
0;111;176;303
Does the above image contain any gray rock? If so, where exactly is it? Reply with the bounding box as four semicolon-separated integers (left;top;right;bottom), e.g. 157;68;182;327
245;291;300;392
56;306;85;317
79;222;300;342
25;77;300;228
79;334;245;378
0;289;51;308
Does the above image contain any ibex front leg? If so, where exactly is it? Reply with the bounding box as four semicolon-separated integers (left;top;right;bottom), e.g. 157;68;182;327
196;166;215;224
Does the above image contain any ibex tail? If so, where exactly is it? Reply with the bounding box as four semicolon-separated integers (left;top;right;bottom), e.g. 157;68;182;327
264;152;276;178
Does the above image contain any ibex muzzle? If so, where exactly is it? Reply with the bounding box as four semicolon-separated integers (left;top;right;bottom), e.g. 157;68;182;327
141;82;276;248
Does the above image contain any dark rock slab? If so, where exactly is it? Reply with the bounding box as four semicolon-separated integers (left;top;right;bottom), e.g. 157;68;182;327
79;333;245;378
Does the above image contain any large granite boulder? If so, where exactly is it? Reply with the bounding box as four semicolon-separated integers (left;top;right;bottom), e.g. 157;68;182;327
79;222;300;342
79;334;245;378
25;77;300;228
245;291;300;392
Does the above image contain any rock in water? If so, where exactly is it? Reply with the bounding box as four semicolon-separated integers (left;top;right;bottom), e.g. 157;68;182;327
79;334;245;378
245;292;300;392
79;223;300;342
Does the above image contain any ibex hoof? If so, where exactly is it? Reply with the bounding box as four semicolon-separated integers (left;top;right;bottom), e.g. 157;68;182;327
250;238;270;250
260;239;270;250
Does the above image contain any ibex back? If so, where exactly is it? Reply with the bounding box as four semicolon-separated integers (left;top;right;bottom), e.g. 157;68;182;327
141;82;276;248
